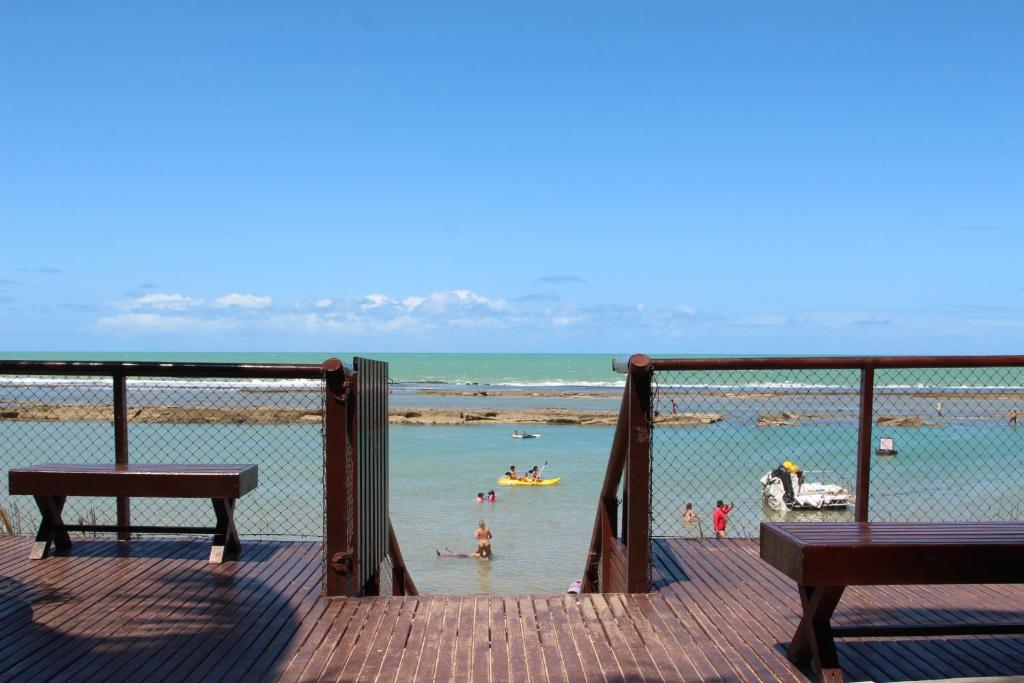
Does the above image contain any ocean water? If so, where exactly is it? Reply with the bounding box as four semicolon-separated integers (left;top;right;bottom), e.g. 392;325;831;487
3;352;1024;594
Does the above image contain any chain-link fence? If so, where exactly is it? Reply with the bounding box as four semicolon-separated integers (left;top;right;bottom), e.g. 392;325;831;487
650;364;1024;538
0;373;325;539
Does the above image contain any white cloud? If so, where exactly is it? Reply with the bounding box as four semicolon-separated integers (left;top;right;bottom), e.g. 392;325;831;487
96;313;236;333
403;296;425;309
128;293;199;311
213;293;272;309
315;299;333;308
361;294;395;310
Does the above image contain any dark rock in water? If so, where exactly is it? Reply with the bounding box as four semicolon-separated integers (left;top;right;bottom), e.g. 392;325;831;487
403;411;421;418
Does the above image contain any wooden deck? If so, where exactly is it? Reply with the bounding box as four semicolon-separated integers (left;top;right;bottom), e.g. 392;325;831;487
3;535;1024;682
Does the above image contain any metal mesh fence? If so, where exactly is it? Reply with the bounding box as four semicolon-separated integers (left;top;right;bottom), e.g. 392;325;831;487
0;374;325;539
650;365;1024;538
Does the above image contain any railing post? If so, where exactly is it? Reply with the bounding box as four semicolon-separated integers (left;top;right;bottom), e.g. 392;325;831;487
113;372;130;541
323;359;355;596
855;367;874;522
626;354;652;593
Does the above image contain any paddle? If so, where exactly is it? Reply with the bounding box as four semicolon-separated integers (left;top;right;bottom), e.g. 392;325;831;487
536;460;549;481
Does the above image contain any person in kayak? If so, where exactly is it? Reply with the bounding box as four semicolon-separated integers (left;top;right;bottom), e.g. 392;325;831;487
528;465;542;481
474;520;493;558
508;465;523;480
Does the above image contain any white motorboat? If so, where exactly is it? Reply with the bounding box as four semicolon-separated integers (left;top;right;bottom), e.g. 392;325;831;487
760;465;852;512
511;432;541;439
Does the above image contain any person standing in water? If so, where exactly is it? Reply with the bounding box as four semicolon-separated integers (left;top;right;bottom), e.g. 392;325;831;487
474;520;493;558
682;502;695;526
713;500;733;539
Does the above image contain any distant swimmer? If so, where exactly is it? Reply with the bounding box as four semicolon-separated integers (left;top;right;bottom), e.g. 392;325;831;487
476;492;485;503
683;502;695;526
486;490;496;502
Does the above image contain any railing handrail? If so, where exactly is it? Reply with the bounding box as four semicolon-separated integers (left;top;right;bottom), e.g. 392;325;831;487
584;354;652;594
643;355;1024;371
0;359;343;379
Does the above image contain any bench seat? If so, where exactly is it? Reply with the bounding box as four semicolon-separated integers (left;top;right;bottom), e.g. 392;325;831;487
761;521;1024;683
8;463;258;563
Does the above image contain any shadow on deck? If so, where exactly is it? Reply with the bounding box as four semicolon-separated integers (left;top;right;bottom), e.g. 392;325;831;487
4;535;1024;681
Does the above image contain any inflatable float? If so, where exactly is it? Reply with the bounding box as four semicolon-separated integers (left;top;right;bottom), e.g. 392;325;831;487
497;476;561;487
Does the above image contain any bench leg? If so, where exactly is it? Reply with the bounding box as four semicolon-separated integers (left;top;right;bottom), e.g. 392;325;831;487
210;498;240;563
30;496;72;560
787;584;845;683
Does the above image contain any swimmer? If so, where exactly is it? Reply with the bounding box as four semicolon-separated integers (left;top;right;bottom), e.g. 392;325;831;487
486;490;496;502
476;492;484;503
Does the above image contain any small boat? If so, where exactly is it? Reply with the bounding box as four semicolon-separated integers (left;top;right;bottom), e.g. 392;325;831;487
497;476;561;487
760;465;852;512
512;433;541;439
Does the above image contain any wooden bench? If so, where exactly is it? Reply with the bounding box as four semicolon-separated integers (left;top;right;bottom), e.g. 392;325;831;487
8;463;258;563
761;521;1024;683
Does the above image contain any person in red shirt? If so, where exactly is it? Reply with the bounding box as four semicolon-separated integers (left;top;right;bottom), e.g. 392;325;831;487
712;500;733;539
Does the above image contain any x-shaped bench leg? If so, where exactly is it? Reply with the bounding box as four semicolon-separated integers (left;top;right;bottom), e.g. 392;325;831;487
30;495;72;560
787;584;845;683
210;498;240;563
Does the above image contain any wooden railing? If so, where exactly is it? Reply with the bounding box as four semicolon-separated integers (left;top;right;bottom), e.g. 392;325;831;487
584;353;1024;593
582;354;653;593
0;358;414;598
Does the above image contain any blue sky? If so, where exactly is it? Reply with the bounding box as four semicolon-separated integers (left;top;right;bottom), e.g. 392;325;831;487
2;2;1022;354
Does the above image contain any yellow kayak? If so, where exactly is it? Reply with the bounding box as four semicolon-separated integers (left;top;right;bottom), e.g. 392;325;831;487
498;476;561;487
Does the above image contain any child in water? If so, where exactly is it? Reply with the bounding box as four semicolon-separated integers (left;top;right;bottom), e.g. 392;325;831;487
476;492;485;503
486;490;496;502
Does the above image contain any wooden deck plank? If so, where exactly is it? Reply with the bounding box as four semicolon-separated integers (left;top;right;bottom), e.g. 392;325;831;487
502;596;531;683
237;553;330;681
589;593;644;681
470;596;492;683
103;540;284;682
376;597;420;682
356;595;409;682
650;551;759;681
516;594;548;683
5;535;1024;682
451;595;475;683
185;542;323;682
0;539;203;680
560;595;609;683
306;598;375;682
431;597;461;683
531;596;568;683
487;596;511;683
575;595;625;682
275;597;347;683
135;540;310;683
544;596;588;683
334;597;392;682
